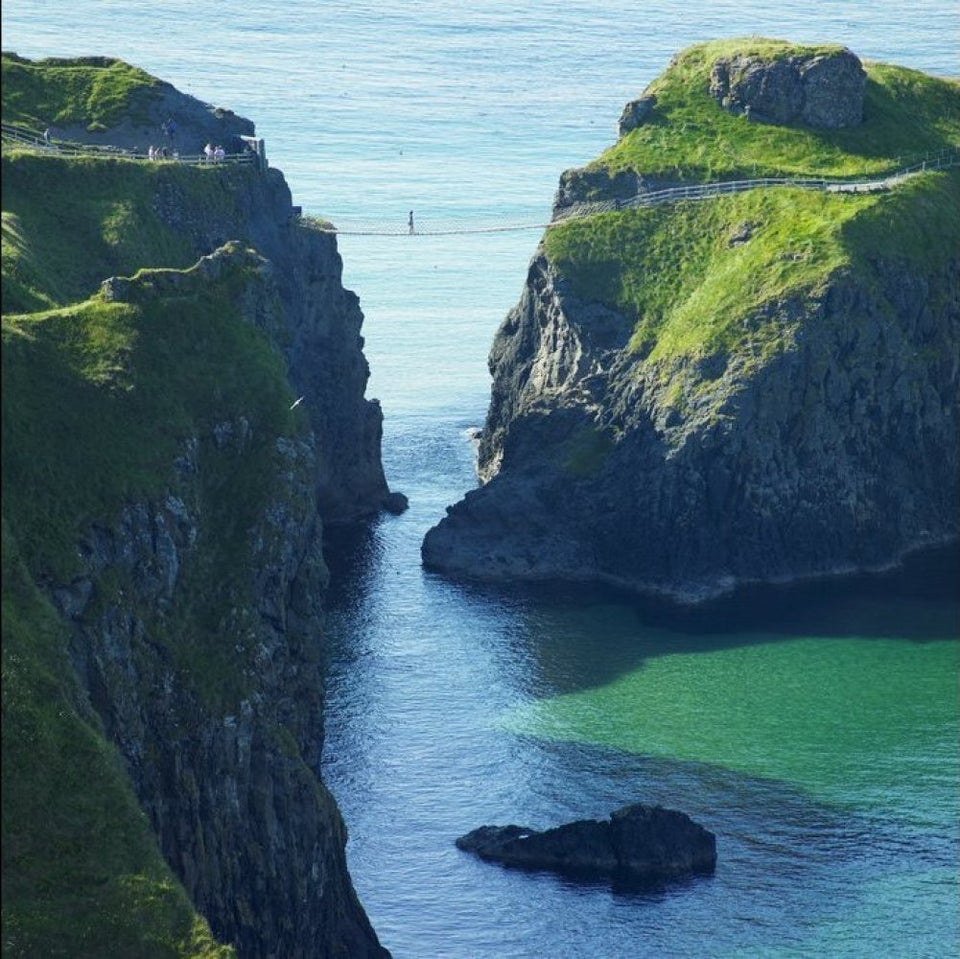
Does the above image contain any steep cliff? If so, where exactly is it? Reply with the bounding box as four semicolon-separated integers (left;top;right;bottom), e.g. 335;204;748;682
3;57;390;958
422;40;960;602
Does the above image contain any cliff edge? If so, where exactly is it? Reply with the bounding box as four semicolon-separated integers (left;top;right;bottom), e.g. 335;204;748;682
423;39;960;603
2;56;391;957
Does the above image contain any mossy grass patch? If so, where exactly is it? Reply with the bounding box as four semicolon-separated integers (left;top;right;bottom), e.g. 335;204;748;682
1;52;162;133
599;38;960;182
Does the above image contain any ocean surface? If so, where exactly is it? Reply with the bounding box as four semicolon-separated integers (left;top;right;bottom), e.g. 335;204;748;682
4;3;959;956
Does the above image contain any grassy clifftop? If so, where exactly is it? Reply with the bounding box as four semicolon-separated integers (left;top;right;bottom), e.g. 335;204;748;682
599;37;960;180
546;171;960;364
2;150;263;313
1;62;301;958
545;40;960;366
1;53;161;132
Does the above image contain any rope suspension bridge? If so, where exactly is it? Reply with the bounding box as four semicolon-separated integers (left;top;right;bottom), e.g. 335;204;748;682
311;149;960;236
3;122;957;237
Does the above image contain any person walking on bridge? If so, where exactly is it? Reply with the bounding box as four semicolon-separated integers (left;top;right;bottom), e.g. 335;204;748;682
408;210;415;234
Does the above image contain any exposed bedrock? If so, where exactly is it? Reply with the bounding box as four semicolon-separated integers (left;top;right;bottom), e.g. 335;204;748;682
709;48;866;128
422;252;960;603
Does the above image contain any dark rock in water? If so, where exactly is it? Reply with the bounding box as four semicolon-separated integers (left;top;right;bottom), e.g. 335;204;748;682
383;490;410;514
456;804;717;883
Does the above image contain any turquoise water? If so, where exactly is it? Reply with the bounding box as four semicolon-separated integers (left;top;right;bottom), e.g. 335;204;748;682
506;626;958;822
4;2;959;955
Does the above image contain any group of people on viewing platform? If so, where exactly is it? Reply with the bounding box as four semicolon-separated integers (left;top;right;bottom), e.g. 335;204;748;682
143;141;227;163
21;114;255;167
147;144;178;160
203;142;227;163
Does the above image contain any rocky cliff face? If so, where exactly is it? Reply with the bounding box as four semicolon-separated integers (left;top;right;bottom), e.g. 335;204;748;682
48;245;391;956
423;242;959;601
151;161;393;524
709;48;866;128
422;40;960;603
3;76;394;954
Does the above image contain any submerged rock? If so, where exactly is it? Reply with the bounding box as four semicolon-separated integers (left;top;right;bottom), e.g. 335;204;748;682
456;804;717;883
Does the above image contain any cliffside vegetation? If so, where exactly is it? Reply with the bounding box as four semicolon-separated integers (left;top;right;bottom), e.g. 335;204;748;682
2;52;161;132
1;173;292;954
545;41;960;367
3;524;233;958
545;171;960;365
598;38;960;180
2;56;365;958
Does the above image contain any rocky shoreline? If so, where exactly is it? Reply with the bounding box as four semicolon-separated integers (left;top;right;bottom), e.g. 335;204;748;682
422;42;960;605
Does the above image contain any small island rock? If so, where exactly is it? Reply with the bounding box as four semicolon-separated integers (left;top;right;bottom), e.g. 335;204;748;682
456;803;717;882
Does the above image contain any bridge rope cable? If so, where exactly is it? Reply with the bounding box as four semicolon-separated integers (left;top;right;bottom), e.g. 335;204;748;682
3;122;957;235
314;149;960;235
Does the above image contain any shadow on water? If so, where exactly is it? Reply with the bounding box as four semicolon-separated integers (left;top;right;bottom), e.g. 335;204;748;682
326;523;958;635
472;545;957;698
462;856;718;901
322;519;385;609
321;516;958;957
324;518;958;699
459;541;960;642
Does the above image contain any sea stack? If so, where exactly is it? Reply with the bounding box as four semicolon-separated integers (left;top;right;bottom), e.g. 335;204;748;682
422;38;960;603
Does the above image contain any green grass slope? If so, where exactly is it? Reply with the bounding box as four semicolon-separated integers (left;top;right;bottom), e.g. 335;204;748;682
599;38;960;180
2;244;302;684
546;171;960;365
2;150;261;313
1;52;162;134
544;40;960;368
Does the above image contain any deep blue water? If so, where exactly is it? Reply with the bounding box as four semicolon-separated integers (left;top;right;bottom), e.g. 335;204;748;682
4;3;959;955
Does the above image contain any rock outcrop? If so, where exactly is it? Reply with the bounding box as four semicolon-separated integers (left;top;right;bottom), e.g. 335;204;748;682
422;44;960;604
618;94;658;137
557;43;867;213
456;804;717;882
709;48;866;128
